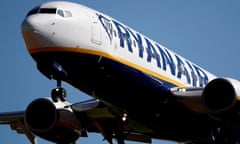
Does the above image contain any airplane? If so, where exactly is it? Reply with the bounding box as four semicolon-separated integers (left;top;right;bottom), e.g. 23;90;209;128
1;1;240;144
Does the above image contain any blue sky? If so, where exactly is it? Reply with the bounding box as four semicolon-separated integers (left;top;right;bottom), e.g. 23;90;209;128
0;0;240;144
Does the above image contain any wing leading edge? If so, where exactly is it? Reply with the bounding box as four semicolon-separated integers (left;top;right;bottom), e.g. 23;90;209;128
0;111;37;144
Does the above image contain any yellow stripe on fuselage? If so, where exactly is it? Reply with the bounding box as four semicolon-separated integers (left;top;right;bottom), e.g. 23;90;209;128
29;47;186;87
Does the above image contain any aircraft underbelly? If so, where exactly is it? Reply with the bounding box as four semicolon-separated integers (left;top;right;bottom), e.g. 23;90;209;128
31;51;213;141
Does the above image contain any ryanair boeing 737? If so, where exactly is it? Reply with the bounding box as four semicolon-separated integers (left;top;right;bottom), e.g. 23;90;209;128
1;1;240;144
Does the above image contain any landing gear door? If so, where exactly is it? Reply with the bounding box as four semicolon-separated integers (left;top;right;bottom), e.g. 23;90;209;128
91;14;102;45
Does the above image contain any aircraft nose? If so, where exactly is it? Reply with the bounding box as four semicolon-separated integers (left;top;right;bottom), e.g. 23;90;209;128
21;15;55;50
22;15;48;36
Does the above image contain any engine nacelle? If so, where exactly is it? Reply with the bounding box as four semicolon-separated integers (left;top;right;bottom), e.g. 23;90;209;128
25;98;82;144
202;78;240;114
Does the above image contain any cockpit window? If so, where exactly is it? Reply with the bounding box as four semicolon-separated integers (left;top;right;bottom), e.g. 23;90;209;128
26;6;72;18
57;9;64;17
57;9;72;17
63;10;72;17
39;8;57;14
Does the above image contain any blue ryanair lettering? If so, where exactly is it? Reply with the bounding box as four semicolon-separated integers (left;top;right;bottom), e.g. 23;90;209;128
144;38;161;68
185;61;197;87
155;44;176;76
97;14;209;87
175;55;191;84
192;65;209;87
112;21;133;53
127;29;144;58
98;14;113;43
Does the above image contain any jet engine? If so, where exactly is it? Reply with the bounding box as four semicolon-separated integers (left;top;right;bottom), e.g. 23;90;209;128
25;98;82;144
202;78;240;114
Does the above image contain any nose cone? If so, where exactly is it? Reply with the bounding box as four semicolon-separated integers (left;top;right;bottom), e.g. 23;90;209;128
21;15;55;52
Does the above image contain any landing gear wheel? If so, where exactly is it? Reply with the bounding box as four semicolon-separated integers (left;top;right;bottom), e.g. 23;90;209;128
51;87;67;102
51;80;67;102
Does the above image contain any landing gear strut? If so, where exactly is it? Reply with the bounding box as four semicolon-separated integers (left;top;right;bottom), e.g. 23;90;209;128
51;80;67;102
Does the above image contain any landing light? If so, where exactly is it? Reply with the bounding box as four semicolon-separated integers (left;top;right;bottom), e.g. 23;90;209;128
178;88;186;92
122;113;128;122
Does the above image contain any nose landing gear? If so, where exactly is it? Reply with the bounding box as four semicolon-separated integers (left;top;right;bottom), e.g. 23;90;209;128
51;80;67;102
49;61;68;102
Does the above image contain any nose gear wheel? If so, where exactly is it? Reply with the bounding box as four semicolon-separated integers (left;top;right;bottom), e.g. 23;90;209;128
51;80;67;102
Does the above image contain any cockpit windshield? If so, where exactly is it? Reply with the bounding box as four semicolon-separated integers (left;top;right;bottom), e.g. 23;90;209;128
27;6;72;18
39;8;57;14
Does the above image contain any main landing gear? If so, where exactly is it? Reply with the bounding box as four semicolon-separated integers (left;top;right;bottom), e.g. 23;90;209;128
51;80;67;102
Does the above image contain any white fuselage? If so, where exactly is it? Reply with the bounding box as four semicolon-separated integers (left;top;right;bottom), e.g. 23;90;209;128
22;2;215;90
22;1;216;89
